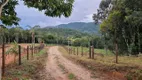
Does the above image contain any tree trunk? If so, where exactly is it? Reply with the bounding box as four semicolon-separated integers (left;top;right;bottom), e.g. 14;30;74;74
18;45;21;65
14;54;17;63
115;41;118;63
32;32;35;55
71;47;72;54
69;48;70;54
91;46;94;59
8;36;10;44
74;48;75;55
134;33;139;55
77;47;78;56
2;36;5;77
27;46;29;60
16;35;19;43
81;47;83;56
89;46;91;58
0;0;9;19
105;47;108;55
31;45;33;58
140;34;142;53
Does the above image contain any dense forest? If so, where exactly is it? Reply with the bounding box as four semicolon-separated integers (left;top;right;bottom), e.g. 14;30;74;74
0;25;105;49
93;0;142;56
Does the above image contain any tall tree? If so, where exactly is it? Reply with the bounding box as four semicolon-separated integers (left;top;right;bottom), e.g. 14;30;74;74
94;0;142;56
93;0;112;54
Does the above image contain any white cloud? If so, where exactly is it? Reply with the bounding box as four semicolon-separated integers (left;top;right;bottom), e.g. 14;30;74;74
80;14;94;22
15;0;101;27
32;21;63;27
35;22;48;27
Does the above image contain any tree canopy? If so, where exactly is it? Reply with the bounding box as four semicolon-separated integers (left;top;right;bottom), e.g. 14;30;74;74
93;0;142;55
0;0;74;26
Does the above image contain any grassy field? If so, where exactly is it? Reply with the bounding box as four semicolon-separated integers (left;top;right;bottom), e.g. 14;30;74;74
60;46;142;80
66;46;142;67
45;44;57;46
68;46;113;55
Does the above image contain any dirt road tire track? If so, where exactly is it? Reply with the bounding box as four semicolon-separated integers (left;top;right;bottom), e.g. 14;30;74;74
45;46;100;80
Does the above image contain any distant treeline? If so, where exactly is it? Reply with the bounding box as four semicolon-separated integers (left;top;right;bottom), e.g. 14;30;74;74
0;26;105;50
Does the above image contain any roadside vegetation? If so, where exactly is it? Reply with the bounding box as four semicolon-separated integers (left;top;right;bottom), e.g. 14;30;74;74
3;49;47;80
70;46;113;55
59;46;142;80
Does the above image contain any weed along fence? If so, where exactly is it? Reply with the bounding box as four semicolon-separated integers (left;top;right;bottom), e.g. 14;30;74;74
0;44;43;77
64;45;96;59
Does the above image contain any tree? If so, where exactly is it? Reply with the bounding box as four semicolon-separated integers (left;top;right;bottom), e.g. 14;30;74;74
0;0;20;25
93;0;114;55
14;27;22;43
94;0;142;58
0;0;74;26
0;25;8;43
122;0;142;55
105;10;124;63
0;25;7;76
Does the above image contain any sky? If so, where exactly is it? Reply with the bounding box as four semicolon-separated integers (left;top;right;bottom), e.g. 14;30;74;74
15;0;101;27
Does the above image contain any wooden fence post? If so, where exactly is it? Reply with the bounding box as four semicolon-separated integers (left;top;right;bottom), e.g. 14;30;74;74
34;47;36;53
89;46;91;59
35;47;37;53
31;45;33;58
72;48;74;55
68;47;70;53
91;46;94;59
74;48;76;55
18;45;21;65
71;48;72;54
115;42;118;63
2;41;5;76
81;47;83;56
36;48;38;53
77;48;78;56
73;48;74;55
38;46;40;53
27;46;29;60
69;48;70;54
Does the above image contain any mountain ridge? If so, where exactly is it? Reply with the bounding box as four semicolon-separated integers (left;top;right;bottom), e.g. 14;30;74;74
56;22;99;34
43;22;100;35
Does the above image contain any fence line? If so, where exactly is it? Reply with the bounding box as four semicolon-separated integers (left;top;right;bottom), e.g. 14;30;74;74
1;44;43;77
64;46;95;59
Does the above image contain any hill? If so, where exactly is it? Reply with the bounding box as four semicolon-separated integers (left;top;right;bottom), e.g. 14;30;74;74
36;27;91;38
57;22;100;34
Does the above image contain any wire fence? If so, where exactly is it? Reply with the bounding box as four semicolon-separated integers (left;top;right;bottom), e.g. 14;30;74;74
0;44;45;77
63;46;95;59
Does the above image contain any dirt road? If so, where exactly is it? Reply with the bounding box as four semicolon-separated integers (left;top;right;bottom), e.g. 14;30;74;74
45;46;100;80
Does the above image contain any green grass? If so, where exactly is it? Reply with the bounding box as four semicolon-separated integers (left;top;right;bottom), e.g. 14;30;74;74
34;49;47;56
69;46;113;55
68;73;76;80
59;46;142;80
45;44;57;46
95;48;113;55
61;46;142;67
58;64;68;74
